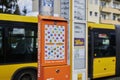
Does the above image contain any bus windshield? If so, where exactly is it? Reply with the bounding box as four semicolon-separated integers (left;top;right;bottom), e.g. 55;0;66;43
94;31;116;57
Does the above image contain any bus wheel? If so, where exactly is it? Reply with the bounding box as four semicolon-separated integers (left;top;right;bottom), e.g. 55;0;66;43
13;70;37;80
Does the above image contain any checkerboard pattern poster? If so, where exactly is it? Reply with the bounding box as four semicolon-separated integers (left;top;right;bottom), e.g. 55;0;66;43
44;24;65;60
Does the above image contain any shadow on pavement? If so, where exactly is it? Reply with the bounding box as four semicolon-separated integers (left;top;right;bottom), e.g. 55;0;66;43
92;76;120;80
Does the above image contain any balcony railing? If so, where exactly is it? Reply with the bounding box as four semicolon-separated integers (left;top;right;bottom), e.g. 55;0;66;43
100;7;120;14
113;0;120;3
100;0;111;2
101;19;120;24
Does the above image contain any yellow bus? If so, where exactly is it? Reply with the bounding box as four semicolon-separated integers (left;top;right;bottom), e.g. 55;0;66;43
0;14;37;80
88;22;116;79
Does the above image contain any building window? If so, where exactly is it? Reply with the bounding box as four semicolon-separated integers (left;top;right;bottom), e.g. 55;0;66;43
95;0;98;5
95;12;98;17
100;1;106;7
101;13;106;20
113;15;116;20
90;0;92;4
113;14;119;21
113;3;120;9
103;15;106;19
90;11;92;16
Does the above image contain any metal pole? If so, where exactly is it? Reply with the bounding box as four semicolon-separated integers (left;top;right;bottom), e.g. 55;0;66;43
39;0;54;16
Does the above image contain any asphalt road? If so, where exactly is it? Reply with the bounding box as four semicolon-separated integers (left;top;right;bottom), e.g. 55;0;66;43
93;76;120;80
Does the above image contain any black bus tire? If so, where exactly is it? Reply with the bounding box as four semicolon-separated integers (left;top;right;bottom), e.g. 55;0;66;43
13;69;37;80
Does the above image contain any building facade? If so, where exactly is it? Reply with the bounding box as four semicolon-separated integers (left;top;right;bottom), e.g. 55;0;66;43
88;0;120;25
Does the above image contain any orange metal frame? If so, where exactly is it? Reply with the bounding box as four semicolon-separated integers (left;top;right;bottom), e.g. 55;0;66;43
38;15;70;80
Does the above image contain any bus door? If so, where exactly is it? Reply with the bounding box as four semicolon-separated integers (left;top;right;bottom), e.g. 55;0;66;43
115;25;120;77
88;28;116;79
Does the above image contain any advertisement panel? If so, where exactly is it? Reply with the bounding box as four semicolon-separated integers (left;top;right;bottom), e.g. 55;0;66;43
60;0;69;20
0;0;33;15
39;0;54;16
74;0;86;20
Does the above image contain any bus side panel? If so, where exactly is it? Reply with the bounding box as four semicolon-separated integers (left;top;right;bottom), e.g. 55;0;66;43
0;66;11;80
93;57;116;79
0;63;37;80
